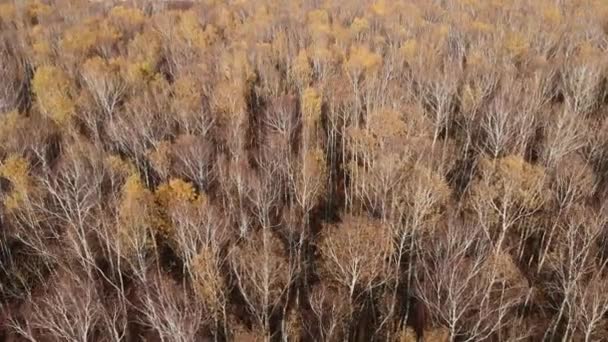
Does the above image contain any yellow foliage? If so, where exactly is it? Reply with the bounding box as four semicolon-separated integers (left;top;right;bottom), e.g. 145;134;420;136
60;23;98;58
476;155;546;210
109;5;145;33
304;148;327;179
31;38;52;62
401;164;451;226
399;39;418;63
283;307;304;341
191;247;224;313
32;66;75;124
483;250;527;287
347;126;375;153
469;20;494;34
154;178;199;237
0;3;15;26
125;61;157;84
3;190;26;211
60;17;121;60
332;22;352;48
504;32;529;59
0;111;27;148
271;30;288;62
176;10;217;51
252;5;272;32
122;175;154;209
543;5;562;25
0;156;29;189
215;5;237;31
461;0;480;7
212;78;248;122
1;0;605;337
308;9;332;43
368;109;407;144
371;0;387;16
232;327;267;342
29;25;54;65
156;178;197;204
105;155;137;178
26;0;52;24
118;174;157;255
147;141;172;179
345;45;382;75
302;87;322;125
497;156;545;193
397;327;418;342
178;10;204;42
292;49;312;86
372;34;386;47
350;17;370;35
307;9;330;27
96;19;123;46
128;29;162;68
172;75;203;120
82;56;122;84
0;156;33;211
423;327;450;342
411;165;451;200
218;42;255;83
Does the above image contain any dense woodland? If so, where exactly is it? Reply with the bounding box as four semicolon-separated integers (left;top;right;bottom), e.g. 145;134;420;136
2;0;608;341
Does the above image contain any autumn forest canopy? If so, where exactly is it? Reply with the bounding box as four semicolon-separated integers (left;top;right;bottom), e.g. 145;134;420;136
2;0;608;341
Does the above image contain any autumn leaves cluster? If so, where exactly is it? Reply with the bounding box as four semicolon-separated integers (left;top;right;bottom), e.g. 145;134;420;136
2;0;608;341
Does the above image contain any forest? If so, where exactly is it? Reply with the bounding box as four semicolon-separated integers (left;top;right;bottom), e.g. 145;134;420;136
1;0;608;341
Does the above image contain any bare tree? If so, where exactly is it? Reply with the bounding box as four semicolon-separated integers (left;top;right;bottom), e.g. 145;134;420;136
319;215;393;303
416;221;528;342
560;56;605;117
230;228;294;340
14;269;103;342
81;56;126;123
470;155;547;258
542;205;608;341
0;40;24;113
541;108;586;168
138;272;207;342
307;281;350;342
35;142;105;279
171;134;216;191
